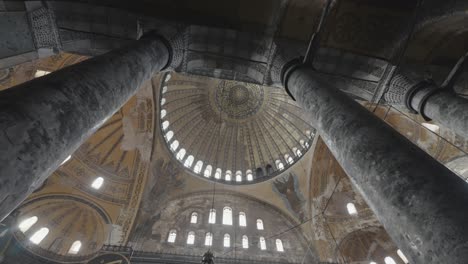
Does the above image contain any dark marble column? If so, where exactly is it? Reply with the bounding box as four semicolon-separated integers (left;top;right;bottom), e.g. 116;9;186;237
419;90;468;138
0;34;171;221
385;72;468;139
283;64;468;264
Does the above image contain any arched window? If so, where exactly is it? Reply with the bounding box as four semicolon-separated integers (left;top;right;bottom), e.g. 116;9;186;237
161;109;167;118
276;239;284;252
176;148;186;160
19;216;38;233
225;170;232;181
170;140;179;151
235;171;242;182
285;154;294;164
256;219;264;230
162;86;168;94
214;168;222;179
256;167;264;178
296;149;302;156
205;232;213;246
190;212;198;224
275;160;284;170
194;160;203;174
265;164;273;175
242;235;249;249
300;140;305;148
208;209;216;224
68;240;82;254
293;147;302;157
204;165;212;177
29;227;49;245
259;236;266;250
60;155;71;166
246;170;253;181
184;155;194;168
224;234;231;247
162;120;169;130
223;207;233;225
384;257;397;264
165;130;174;141
397;249;409;264
91;177;104;190
346;203;358;215
167;230;177;243
161;98;166;105
187;231;195;245
165;74;172;82
239;212;246;227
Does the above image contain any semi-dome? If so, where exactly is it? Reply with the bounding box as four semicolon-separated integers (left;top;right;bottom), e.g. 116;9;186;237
15;195;110;259
159;72;315;184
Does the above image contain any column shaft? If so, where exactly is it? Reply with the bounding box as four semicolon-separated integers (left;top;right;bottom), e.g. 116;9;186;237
284;66;468;264
385;71;468;139
412;89;468;138
0;35;170;221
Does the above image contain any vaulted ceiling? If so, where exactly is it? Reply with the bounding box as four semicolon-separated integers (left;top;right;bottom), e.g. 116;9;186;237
2;0;468;263
5;51;466;263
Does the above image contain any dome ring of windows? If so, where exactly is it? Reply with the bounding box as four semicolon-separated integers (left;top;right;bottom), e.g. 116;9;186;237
159;72;315;185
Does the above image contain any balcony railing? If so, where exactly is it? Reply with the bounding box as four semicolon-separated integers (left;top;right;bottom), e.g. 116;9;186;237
101;244;339;264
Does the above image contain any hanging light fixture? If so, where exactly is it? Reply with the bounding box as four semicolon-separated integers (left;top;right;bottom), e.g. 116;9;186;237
201;250;215;264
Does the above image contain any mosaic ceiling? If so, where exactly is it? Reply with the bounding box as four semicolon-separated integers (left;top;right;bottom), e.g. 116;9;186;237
158;72;315;184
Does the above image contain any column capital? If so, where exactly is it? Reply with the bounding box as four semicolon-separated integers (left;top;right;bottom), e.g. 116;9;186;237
140;31;173;71
280;58;309;101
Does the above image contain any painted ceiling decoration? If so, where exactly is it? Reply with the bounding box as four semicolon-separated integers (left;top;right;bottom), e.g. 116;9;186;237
158;72;315;184
1;1;467;263
15;195;109;259
337;226;400;263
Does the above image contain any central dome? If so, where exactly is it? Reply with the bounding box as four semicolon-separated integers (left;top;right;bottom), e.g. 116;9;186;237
159;72;315;184
215;83;263;119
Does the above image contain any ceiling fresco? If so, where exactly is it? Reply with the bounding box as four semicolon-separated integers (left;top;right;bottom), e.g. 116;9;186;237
15;195;110;257
158;72;315;184
1;1;467;258
1;51;465;263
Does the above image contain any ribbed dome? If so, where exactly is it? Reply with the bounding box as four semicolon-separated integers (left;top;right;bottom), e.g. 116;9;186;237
159;72;315;184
